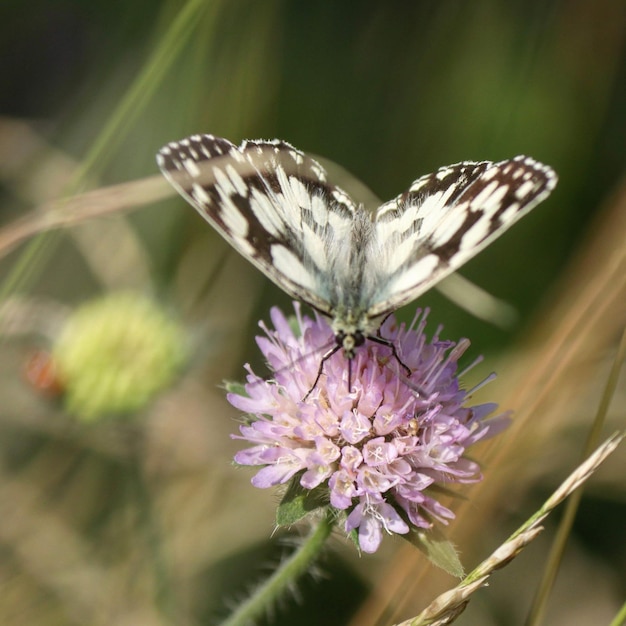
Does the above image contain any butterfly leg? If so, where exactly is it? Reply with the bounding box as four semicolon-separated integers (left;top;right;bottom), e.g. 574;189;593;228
303;343;342;401
368;334;411;377
367;334;432;399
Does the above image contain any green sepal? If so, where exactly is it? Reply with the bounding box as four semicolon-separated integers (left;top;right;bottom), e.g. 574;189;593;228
223;380;247;397
276;476;328;527
405;526;465;578
286;314;302;338
347;527;360;552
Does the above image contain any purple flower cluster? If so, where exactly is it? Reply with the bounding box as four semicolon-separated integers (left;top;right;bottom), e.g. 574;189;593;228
230;303;508;553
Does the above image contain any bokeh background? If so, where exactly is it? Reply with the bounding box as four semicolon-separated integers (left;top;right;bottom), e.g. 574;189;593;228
0;1;625;625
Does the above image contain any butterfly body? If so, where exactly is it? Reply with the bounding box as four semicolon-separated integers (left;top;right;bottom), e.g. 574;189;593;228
157;134;557;375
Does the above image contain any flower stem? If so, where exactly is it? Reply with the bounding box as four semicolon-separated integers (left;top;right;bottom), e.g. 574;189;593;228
608;598;626;626
219;511;336;626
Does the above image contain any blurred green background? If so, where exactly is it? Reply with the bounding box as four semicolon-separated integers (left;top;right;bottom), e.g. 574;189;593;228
0;1;624;625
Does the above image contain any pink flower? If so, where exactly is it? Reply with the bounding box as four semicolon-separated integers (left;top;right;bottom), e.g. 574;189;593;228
230;303;508;553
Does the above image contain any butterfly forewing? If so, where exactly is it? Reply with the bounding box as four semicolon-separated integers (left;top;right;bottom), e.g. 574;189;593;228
366;156;557;317
157;135;361;316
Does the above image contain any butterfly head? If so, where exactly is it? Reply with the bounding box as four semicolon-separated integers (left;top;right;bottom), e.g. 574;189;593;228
334;328;366;359
331;310;377;359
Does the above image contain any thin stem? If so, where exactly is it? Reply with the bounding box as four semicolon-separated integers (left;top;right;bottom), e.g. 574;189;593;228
608;598;626;626
525;325;626;626
0;0;215;303
219;511;336;626
75;0;217;181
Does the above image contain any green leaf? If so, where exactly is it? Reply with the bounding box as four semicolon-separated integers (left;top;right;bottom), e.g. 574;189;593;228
276;478;328;526
405;526;465;578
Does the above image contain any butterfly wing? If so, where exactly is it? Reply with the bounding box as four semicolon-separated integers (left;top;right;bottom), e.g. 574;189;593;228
157;135;360;316
367;156;557;318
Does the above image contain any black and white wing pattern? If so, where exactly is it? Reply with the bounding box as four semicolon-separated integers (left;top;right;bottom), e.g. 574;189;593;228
157;134;360;317
366;157;557;318
157;134;557;345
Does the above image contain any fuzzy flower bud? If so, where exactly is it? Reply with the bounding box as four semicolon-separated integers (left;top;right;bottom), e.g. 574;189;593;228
52;292;186;420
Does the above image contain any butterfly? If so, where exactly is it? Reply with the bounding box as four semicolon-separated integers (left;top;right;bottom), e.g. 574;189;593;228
157;135;557;394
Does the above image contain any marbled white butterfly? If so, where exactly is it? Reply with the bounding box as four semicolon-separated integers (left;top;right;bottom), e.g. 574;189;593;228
157;135;556;393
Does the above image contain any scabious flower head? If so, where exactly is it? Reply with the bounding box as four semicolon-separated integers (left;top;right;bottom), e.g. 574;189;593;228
52;292;187;421
230;303;508;554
